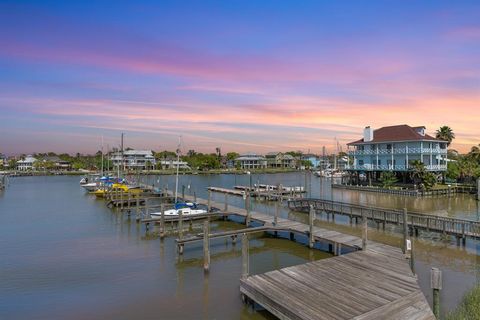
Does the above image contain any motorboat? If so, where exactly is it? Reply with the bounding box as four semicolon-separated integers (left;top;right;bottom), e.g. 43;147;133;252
150;202;207;218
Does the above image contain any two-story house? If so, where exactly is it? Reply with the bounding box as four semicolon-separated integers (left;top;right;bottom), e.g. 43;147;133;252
111;150;156;170
235;153;267;170
346;125;448;180
265;152;296;168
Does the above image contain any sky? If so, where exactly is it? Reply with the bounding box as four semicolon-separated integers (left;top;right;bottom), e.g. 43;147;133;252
0;0;479;156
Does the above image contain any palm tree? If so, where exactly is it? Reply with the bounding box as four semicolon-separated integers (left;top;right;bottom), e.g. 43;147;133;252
435;126;455;146
468;145;480;162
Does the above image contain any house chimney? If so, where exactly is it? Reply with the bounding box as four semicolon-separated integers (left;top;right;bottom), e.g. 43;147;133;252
363;126;374;142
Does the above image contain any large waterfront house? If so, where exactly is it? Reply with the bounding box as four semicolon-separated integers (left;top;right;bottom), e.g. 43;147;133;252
42;156;71;171
235;153;267;169
265;152;296;168
159;160;191;170
346;125;448;177
16;155;38;171
110;150;156;170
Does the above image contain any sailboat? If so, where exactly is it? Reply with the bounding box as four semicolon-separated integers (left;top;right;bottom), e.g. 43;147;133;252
150;137;207;218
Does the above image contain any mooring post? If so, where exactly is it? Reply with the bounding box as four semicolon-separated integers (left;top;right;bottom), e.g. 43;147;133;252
193;191;197;203
224;193;228;212
207;190;211;212
145;197;149;219
309;205;315;248
136;193;140;222
203;220;210;273
279;184;283;202
178;208;183;241
182;185;185;200
431;267;442;319
477;178;480;200
241;233;249;279
403;208;409;254
120;189;124;210
362;210;368;250
410;238;415;275
160;203;165;239
274;199;279;226
245;193;251;226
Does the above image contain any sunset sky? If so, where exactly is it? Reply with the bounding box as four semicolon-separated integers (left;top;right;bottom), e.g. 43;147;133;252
0;0;479;155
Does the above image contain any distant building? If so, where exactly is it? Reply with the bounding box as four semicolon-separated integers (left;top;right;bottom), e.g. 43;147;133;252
265;152;296;168
159;160;191;170
346;125;448;175
42;156;71;171
110;150;156;170
17;155;38;171
301;154;320;168
235;153;267;169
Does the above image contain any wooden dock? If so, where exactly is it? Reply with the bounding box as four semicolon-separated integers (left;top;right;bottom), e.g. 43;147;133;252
170;191;434;319
288;198;480;242
96;186;435;319
240;246;434;320
208;185;304;201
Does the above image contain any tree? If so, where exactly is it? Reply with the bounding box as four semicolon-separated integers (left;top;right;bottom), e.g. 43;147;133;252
409;160;437;190
435;126;455;146
379;171;398;189
226;152;239;161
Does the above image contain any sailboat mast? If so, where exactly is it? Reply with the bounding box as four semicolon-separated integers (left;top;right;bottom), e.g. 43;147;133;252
101;136;104;177
174;137;181;203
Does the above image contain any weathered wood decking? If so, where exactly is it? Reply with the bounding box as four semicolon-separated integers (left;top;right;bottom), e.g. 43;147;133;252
289;198;480;241
240;246;434;320
133;189;435;319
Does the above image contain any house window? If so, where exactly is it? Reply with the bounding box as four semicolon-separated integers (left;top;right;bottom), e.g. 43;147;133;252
358;145;364;151
377;159;381;165
358;160;364;165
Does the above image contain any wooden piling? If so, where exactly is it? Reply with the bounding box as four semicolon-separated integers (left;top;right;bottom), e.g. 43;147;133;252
274;199;279;226
241;233;249;279
207;190;211;212
136;193;140;221
224;193;228;212
160;203;165;239
362;210;367;250
194;191;197;203
431;267;442;319
245;193;251;226
477;178;480;200
309;205;315;248
178;208;183;241
203;220;210;273
403;208;409;254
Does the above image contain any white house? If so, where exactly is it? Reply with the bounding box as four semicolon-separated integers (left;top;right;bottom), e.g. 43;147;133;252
17;155;38;171
235;153;267;169
346;125;448;175
110;150;156;170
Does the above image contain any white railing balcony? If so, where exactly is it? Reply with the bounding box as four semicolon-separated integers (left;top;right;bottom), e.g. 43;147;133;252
349;147;448;155
345;164;447;171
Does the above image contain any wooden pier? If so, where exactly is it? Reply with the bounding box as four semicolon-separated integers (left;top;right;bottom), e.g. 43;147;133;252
240;246;434;320
94;185;435;319
208;185;305;201
288;198;480;242
332;183;477;197
168;192;434;319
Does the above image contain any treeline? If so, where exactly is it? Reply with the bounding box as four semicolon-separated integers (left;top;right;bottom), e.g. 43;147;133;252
446;146;480;183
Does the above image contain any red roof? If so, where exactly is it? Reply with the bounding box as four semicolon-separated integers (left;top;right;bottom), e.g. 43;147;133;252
347;125;444;145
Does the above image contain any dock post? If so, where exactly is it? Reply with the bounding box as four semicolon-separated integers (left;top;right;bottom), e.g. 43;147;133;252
120;189;124;210
362;210;368;250
182;185;185;200
145;197;149;219
403;208;409;254
245;193;251;226
279;184;283;202
160;204;165;239
178;210;184;254
477;178;480;200
203;220;210;273
309;205;315;248
136;193;140;222
241;233;249;279
224;193;228;212
274;199;279;226
431;268;442;319
410;238;415;275
207;190;211;212
194;191;197;203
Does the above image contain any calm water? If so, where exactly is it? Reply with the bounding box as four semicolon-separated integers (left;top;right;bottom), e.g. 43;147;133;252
0;173;479;319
